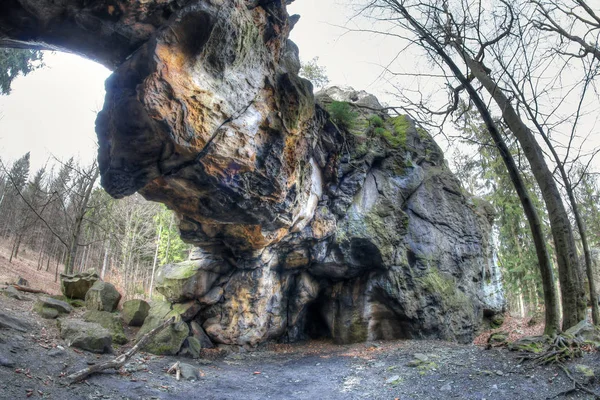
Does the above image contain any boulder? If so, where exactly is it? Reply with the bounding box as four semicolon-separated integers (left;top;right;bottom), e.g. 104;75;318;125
85;281;121;312
2;286;31;301
139;320;189;356
34;296;73;319
136;301;189;355
121;299;150;326
83;310;127;345
60;270;99;299
58;319;112;354
0;311;31;332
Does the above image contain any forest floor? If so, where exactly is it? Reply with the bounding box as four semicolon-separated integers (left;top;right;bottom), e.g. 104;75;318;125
1;250;599;399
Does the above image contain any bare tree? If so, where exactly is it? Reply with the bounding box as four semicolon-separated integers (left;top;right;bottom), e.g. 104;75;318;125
358;0;592;330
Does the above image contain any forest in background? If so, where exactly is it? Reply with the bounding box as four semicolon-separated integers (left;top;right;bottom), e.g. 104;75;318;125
0;152;191;300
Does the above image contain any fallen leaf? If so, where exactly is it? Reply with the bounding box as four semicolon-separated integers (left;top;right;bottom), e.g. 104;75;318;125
253;371;261;375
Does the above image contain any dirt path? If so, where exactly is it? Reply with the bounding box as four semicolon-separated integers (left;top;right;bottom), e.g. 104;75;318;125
0;293;599;400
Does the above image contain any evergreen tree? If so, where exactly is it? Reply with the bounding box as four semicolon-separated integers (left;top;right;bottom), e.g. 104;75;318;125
0;49;43;95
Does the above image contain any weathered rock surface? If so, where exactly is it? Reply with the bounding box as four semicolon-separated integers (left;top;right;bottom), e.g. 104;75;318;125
60;270;99;300
58;319;113;354
121;299;150;326
83;310;127;345
0;311;30;332
85;281;122;312
34;297;73;319
2;286;31;301
0;1;505;349
136;301;190;355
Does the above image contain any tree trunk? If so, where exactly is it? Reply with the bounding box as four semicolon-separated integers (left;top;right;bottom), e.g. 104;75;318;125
64;167;99;274
391;4;561;335
101;240;110;280
149;225;162;300
463;56;586;330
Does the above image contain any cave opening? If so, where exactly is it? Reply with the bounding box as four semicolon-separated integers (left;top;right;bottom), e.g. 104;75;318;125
303;295;332;340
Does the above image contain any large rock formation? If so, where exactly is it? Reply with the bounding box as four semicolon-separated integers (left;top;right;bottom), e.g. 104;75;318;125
0;0;504;349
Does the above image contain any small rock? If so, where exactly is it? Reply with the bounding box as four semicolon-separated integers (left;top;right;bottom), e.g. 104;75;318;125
179;363;200;381
0;356;15;368
440;383;452;391
414;353;429;362
490;314;505;329
16;276;28;286
495;370;504;376
38;307;59;319
492;384;498;390
385;375;401;384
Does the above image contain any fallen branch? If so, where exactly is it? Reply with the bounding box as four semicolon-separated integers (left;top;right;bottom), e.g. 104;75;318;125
10;284;50;295
65;317;175;384
167;361;181;381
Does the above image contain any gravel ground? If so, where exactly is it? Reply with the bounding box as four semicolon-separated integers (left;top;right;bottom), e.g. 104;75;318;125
1;293;599;400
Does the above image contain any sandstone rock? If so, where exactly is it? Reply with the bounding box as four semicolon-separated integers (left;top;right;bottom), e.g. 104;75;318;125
2;286;31;301
508;336;551;353
58;319;112;354
37;307;59;319
179;363;200;381
155;257;230;303
136;301;189;355
488;332;508;344
140;321;189;356
83;310;127;345
171;301;201;322
179;337;202;359
60;270;99;299
191;321;215;349
85;281;122;312
0;0;505;348
0;311;30;332
490;314;505;329
121;299;150;326
34;297;72;317
198;287;223;306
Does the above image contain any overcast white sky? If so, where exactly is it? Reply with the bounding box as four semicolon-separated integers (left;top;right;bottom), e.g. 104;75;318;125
0;0;598;176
